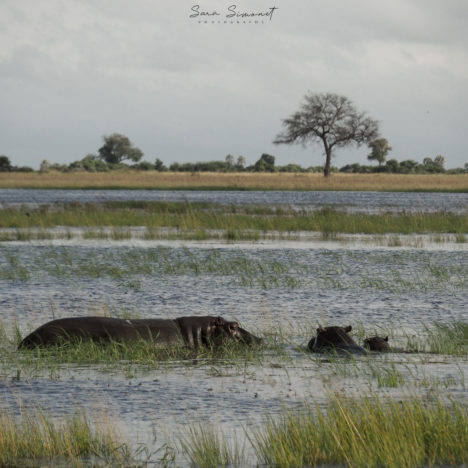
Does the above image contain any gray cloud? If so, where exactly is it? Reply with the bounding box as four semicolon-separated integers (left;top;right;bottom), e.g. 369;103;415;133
1;0;467;169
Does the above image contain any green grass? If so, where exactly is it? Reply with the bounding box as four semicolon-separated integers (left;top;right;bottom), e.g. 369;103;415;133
0;202;466;237
402;322;468;355
178;393;468;468
371;362;406;387
425;321;468;355
180;424;246;468
0;408;134;467
252;394;468;468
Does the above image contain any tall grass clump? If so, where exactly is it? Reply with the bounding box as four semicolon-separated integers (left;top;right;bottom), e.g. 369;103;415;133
253;394;468;468
372;363;406;387
180;423;246;468
425;321;468;355
0;408;133;467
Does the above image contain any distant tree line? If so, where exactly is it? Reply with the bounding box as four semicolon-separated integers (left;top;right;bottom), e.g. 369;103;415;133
0;155;34;172
1;132;467;174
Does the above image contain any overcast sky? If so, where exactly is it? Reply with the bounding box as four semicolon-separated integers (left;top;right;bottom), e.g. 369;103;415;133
1;0;467;169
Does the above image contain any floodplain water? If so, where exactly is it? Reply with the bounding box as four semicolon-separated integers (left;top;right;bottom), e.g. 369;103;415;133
1;188;468;213
0;189;467;466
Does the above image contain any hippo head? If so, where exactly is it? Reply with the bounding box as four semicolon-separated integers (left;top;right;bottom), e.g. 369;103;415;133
313;325;353;347
364;335;389;352
209;317;263;346
308;325;365;354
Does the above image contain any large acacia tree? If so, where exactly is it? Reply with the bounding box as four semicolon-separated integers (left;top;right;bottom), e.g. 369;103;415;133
274;93;379;177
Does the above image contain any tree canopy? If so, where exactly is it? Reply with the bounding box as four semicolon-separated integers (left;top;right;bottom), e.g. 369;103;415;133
367;138;392;166
254;153;275;172
0;155;12;172
274;93;379;176
98;133;143;164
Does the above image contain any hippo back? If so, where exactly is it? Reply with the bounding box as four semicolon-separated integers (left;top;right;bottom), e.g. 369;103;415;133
18;317;181;348
19;315;263;350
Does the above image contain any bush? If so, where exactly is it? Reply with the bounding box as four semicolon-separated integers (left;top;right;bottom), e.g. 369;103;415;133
133;161;154;171
13;166;34;172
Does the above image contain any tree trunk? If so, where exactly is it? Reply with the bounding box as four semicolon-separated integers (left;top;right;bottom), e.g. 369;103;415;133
323;147;332;177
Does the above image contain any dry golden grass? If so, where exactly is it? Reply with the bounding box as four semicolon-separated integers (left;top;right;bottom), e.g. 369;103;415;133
1;171;467;191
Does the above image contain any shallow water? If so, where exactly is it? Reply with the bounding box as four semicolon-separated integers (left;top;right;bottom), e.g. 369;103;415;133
0;240;467;465
1;243;466;331
1;188;468;213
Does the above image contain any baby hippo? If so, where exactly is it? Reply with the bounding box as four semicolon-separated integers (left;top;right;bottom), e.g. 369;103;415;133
363;335;390;352
364;335;408;353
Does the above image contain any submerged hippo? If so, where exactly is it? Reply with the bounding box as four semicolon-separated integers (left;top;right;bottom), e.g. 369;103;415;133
363;335;390;352
363;335;407;353
18;316;263;349
308;325;367;355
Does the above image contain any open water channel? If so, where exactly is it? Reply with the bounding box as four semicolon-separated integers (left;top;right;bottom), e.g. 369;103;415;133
0;189;467;466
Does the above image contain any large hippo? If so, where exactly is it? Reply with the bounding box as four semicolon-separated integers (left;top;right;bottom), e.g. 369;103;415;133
308;325;367;355
18;316;262;349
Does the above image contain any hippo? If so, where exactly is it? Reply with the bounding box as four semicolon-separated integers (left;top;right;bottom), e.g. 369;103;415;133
363;335;407;353
307;325;367;355
18;316;263;350
363;335;390;352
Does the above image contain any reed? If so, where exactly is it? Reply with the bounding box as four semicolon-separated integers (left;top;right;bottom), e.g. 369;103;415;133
180;424;246;468
252;394;468;468
425;321;468;355
1;171;468;191
13;340;266;375
1;245;466;297
370;362;406;387
0;408;133;467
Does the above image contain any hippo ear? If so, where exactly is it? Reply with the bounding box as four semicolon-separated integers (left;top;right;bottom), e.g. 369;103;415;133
344;325;352;333
214;317;224;325
384;336;388;342
317;325;325;333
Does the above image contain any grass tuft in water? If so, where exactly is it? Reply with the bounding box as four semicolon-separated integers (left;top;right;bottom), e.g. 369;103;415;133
425;321;468;355
0;408;133;467
371;362;406;387
180;424;246;468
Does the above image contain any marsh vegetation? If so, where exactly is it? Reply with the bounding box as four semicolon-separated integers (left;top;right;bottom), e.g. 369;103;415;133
0;187;466;466
0;202;467;244
0;407;135;467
